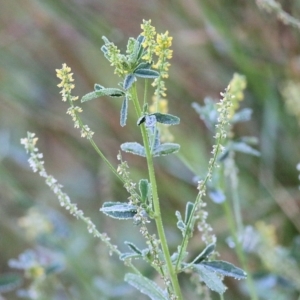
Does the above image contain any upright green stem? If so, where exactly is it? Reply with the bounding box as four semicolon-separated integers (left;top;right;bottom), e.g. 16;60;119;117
175;137;223;272
131;84;183;300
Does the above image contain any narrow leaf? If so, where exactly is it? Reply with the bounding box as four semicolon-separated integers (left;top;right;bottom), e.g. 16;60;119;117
120;96;128;127
134;62;152;72
139;179;149;203
152;113;180;125
94;83;105;91
123;74;136;90
201;260;247;279
231;108;252;123
125;241;142;255
153;143;180;157
134;69;159;79
124;273;168;300
102;36;110;44
100;45;107;54
137;34;145;45
136;35;146;60
96;88;125;98
193;264;227;294
192;243;216;264
121;142;146;157
100;202;137;220
184;202;194;224
81;91;99;103
137;115;146;125
120;253;140;260
177;220;186;232
231;142;260;157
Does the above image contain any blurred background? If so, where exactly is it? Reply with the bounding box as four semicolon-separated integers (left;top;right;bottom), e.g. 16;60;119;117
1;0;300;299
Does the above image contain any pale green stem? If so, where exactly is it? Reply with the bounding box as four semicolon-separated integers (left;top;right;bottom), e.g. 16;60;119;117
67;98;123;183
131;83;183;300
175;136;223;272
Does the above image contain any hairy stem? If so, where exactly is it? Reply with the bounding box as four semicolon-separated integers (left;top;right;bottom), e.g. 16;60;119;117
131;83;183;300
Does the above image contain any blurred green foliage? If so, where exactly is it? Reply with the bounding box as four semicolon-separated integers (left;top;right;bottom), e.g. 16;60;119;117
1;0;300;299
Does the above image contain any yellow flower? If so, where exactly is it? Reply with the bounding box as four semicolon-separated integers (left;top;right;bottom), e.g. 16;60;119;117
140;20;157;62
56;64;77;102
227;73;247;118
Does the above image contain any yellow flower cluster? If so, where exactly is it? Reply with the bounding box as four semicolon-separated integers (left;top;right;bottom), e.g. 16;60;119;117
56;64;94;139
152;31;173;101
153;31;173;76
140;19;157;62
141;22;174;142
227;73;246;118
56;64;78;102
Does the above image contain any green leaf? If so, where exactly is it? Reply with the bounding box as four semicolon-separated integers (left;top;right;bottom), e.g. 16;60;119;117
123;74;136;90
94;83;104;91
136;35;146;60
100;45;108;59
152;113;180;125
125;241;143;255
184;202;194;224
137;34;145;45
134;69;159;79
128;36;145;64
102;36;110;44
124;273;168;300
192;243;216;264
96;88;125;98
100;202;138;219
120;96;128;127
231;142;260;157
137;115;146;125
121;142;146;157
0;273;23;293
120;252;141;260
134;62;152;72
201;260;247;279
153;143;180;157
177;220;186;232
139;179;149;203
81;88;125;103
81;91;99;103
193;264;227;294
231;108;252;123
175;211;186;234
